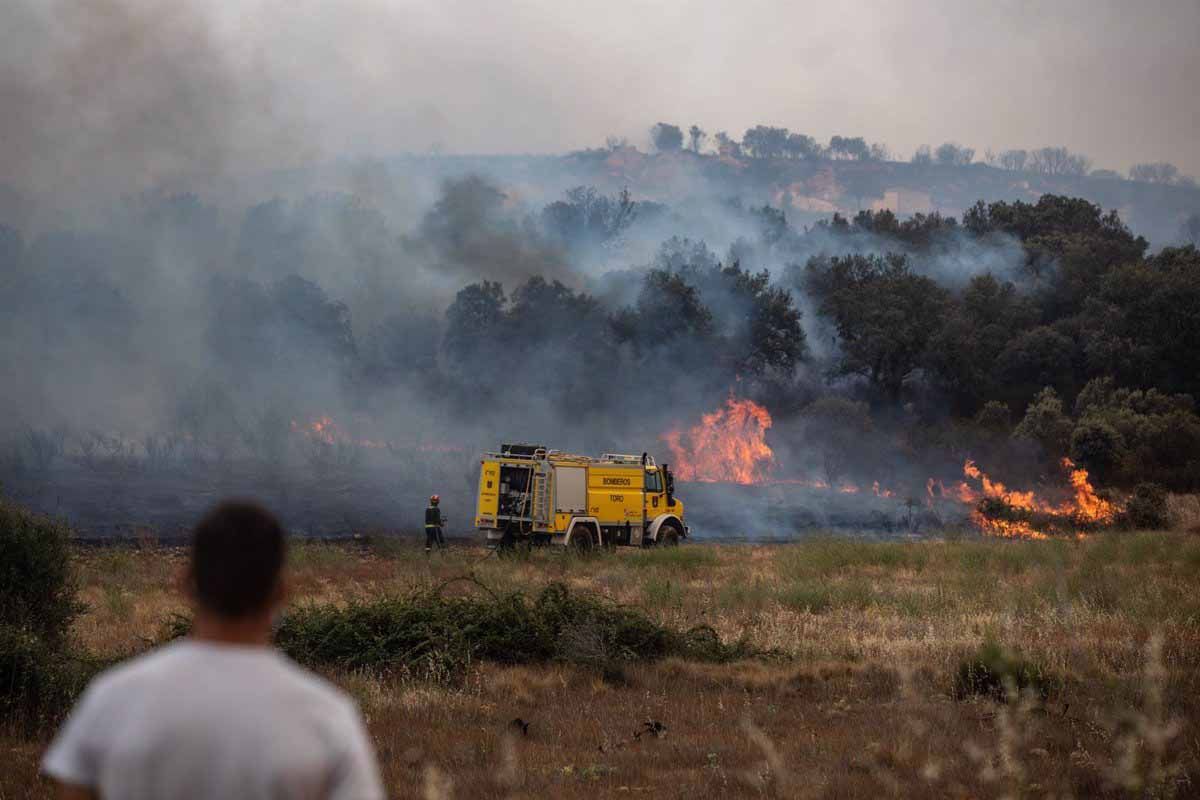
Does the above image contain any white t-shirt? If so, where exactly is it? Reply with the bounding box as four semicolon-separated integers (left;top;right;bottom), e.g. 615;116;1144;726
42;639;385;800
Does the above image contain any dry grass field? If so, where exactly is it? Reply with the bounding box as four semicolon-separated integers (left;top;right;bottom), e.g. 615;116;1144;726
4;533;1200;798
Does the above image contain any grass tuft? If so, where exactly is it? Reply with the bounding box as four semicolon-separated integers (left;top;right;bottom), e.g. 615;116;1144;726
953;641;1058;702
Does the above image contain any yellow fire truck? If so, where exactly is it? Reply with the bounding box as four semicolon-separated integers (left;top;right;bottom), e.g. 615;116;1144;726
474;444;687;548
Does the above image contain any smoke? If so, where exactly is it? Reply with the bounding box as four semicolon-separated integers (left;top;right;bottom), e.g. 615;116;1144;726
1;0;1190;538
0;1;302;224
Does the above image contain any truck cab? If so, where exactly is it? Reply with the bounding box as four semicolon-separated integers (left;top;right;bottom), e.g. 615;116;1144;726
474;444;687;549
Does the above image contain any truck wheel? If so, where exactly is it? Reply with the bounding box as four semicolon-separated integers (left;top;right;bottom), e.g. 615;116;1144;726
570;527;595;552
497;525;516;551
658;522;682;547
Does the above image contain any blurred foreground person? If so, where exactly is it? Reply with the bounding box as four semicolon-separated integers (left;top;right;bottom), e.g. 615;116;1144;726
42;501;384;800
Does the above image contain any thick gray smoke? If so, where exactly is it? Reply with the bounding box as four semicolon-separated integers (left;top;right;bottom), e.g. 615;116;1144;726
1;0;1194;539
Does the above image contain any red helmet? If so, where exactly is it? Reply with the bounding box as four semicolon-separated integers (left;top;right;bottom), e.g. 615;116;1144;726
430;495;440;504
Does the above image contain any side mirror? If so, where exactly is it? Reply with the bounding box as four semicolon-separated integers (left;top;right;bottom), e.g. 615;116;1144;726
664;464;676;507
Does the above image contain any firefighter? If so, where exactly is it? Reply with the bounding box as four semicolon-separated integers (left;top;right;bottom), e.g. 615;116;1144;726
424;495;445;554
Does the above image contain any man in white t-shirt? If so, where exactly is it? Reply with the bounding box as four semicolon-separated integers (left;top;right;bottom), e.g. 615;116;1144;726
42;500;385;800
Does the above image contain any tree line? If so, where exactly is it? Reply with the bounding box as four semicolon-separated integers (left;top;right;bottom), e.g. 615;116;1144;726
638;122;1197;187
2;181;1198;493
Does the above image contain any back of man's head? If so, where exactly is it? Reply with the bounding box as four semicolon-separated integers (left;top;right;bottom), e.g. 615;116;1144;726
190;501;286;619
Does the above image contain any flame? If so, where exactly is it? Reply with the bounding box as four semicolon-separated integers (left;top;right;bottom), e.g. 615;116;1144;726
658;396;1120;542
1060;458;1116;524
291;415;463;453
292;416;340;445
663;396;774;484
958;459;1038;510
948;458;1116;539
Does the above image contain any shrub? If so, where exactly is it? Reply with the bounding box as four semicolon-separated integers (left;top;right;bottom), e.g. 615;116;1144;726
0;625;101;736
953;641;1057;701
0;497;81;645
247;580;768;680
1070;418;1125;484
1122;482;1169;530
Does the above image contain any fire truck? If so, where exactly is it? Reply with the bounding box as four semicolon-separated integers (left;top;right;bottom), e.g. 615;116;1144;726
474;444;687;548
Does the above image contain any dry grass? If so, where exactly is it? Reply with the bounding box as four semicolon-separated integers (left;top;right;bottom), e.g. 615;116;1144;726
4;534;1200;798
1166;493;1200;534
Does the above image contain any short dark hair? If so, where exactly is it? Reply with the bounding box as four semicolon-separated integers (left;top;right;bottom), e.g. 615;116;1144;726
190;501;286;618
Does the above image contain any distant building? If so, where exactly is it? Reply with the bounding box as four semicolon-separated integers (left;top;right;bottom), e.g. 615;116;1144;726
870;188;935;216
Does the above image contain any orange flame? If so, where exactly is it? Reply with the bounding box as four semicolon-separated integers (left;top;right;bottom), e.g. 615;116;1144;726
292;415;462;453
950;458;1116;539
1060;458;1116;524
663;396;774;484
292;416;340;444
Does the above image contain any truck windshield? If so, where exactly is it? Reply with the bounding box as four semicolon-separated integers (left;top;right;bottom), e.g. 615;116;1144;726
644;470;662;493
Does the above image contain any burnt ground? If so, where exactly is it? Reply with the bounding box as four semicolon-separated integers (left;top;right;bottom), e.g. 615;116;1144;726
2;458;967;542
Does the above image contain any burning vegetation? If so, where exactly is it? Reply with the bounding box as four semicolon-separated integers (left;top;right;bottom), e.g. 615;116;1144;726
665;396;1124;540
663;396;775;484
948;458;1118;540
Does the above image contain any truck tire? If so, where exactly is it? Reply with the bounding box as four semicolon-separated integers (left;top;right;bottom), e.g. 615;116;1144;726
570;526;595;552
497;524;517;551
658;521;682;547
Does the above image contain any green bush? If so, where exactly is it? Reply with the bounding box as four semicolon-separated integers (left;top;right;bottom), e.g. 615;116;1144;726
953;641;1058;701
0;625;101;736
1070;418;1125;484
260;580;766;679
1121;482;1169;529
0;497;80;645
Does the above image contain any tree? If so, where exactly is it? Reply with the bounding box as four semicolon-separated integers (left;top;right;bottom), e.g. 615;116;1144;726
961;195;1147;316
713;131;742;158
444;280;506;366
1012;387;1073;459
0;498;79;646
724;265;807;377
541;186;639;248
935;142;974;166
272;275;356;362
1182;214;1200;247
613;269;714;364
604;135;629;152
784;132;822;160
1128;162;1180;184
804;253;948;403
1027;147;1091;176
751;205;789;248
742;126;791;159
974;401;1012;433
650;123;684;152
205;275;355;376
653;236;720;274
802;396;873;486
1070;418;1125;484
687;125;706;153
1084;246;1200;398
828;135;870;161
994;326;1076;407
911;145;933;166
1072;377;1200;490
362;312;441;385
925;274;1037;415
995;149;1029;172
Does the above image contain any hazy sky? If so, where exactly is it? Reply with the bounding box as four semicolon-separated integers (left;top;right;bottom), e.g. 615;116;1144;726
3;0;1198;199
